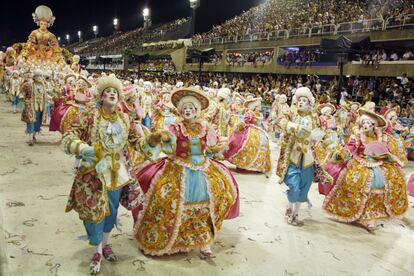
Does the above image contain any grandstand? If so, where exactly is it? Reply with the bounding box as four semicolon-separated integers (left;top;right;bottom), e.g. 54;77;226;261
67;0;414;78
66;17;191;56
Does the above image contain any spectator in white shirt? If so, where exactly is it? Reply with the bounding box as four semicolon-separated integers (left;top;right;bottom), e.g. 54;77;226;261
390;52;399;61
402;50;413;60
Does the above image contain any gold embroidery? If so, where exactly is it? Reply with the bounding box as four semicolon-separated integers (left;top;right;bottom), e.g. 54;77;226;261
230;127;271;173
136;161;183;251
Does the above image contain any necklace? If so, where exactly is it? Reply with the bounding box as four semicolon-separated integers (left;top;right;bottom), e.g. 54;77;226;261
99;108;119;122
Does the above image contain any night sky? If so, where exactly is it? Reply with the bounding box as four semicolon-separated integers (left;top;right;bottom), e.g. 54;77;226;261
0;0;263;47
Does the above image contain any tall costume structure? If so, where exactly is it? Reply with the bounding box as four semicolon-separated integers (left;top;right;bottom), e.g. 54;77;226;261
276;87;331;226
134;88;239;258
21;5;65;64
322;109;408;232
62;76;144;274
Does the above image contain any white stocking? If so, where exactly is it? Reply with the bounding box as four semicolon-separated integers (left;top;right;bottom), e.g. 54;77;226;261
95;242;103;254
293;202;301;216
287;202;293;210
102;232;110;247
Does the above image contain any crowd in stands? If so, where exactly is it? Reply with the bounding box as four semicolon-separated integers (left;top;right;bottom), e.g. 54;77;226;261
193;0;414;43
69;18;190;55
226;49;274;66
278;49;320;68
140;58;176;72
361;48;414;68
89;69;413;112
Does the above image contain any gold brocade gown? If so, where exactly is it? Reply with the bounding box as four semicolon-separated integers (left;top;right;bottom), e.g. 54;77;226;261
323;132;408;223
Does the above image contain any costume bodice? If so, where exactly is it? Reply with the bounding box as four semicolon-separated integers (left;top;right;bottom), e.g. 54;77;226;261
28;29;58;47
170;122;208;164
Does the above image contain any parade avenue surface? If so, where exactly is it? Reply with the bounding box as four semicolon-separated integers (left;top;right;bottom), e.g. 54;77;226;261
0;100;413;276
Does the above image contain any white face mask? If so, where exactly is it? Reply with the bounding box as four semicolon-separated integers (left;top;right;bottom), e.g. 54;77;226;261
102;88;119;107
362;119;375;132
181;102;197;120
297;97;310;112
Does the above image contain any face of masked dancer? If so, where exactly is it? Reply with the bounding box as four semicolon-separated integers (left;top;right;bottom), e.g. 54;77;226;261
181;102;197;120
102;88;119;107
297;96;310;112
361;119;375;133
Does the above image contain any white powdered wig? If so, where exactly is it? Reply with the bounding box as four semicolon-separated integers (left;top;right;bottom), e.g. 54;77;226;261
363;101;376;112
218;88;231;99
294;87;315;106
279;94;287;103
385;110;397;120
32;5;56;27
321;106;333;115
96;75;124;101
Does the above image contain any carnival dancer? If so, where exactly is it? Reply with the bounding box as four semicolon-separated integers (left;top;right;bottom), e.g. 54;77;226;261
9;70;22;113
4;47;16;68
140;81;153;129
227;92;245;135
335;101;350;143
348;102;361;134
119;83;150;174
322;108;408;232
273;94;290;142
61;75;144;275
152;89;178;131
315;103;343;165
269;94;280;141
225;97;271;176
383;108;408;167
210;87;232;137
276;87;331;226
21;69;46;145
44;70;57;125
50;75;92;134
49;74;76;132
71;55;81;74
134;87;239;258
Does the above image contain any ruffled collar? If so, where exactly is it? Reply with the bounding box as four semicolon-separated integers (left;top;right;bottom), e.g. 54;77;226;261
178;119;207;139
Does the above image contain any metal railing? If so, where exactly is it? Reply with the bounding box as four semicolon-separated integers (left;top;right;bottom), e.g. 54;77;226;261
193;14;414;46
385;14;414;30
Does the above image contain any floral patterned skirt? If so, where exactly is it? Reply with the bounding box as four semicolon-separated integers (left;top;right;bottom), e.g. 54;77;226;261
225;126;271;173
322;159;408;223
134;158;238;256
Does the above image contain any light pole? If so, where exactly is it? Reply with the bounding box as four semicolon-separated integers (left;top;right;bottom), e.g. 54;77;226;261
66;34;71;44
143;8;151;28
189;0;200;37
93;25;99;38
77;30;83;42
113;18;119;33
